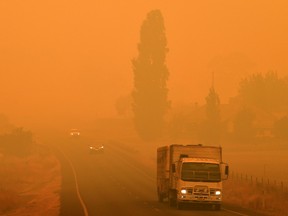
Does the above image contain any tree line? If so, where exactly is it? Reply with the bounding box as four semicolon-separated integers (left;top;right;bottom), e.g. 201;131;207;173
130;9;288;143
0;127;34;156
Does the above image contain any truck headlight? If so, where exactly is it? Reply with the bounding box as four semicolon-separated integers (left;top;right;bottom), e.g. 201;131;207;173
215;190;221;195
181;189;187;194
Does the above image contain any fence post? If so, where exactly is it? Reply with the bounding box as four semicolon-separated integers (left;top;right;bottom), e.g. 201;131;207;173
261;177;263;186
262;188;266;209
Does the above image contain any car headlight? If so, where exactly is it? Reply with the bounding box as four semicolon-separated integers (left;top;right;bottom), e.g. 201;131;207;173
215;190;221;196
181;189;187;194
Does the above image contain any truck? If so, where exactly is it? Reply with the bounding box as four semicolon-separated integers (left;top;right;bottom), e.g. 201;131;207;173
157;144;229;210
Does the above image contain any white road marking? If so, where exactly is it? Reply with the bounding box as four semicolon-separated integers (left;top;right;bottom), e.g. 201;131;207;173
222;207;250;216
59;148;89;216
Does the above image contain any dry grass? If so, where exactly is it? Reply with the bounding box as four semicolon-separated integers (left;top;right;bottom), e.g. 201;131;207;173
0;147;61;216
223;173;288;216
222;143;288;215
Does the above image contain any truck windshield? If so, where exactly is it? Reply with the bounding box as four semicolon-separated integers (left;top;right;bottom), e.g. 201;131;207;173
181;162;221;182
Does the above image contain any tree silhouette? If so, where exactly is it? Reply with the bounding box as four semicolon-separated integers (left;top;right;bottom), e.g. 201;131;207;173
239;71;288;112
202;86;221;144
0;127;34;156
132;10;170;140
206;87;220;123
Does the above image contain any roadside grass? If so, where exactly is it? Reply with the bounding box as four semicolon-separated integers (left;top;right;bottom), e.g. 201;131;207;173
223;174;288;216
0;146;61;216
222;143;288;216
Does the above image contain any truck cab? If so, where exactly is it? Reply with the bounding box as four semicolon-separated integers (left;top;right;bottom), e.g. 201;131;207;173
157;144;229;210
171;157;228;209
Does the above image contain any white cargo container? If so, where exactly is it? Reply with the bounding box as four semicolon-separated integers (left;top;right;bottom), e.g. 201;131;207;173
157;144;229;210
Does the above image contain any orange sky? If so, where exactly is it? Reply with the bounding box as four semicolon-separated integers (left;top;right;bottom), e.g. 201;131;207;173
0;0;288;128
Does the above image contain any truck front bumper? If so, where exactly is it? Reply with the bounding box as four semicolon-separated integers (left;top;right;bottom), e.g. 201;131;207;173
177;194;221;204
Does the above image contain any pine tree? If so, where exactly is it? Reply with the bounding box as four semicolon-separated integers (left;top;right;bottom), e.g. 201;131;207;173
203;86;221;144
206;87;220;123
132;10;170;140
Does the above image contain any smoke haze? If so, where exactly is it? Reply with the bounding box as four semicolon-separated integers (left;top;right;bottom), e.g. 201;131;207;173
1;0;287;129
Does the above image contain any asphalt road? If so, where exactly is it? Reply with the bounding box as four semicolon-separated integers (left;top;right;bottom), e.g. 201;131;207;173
55;136;268;216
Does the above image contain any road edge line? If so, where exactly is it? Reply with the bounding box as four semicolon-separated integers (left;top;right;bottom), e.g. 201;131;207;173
222;207;250;216
57;147;89;216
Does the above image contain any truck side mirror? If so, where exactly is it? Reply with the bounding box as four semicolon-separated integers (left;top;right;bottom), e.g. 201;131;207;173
172;164;176;173
225;165;229;176
221;163;229;180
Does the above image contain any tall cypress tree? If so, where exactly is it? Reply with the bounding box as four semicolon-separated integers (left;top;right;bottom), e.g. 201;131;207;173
132;10;170;140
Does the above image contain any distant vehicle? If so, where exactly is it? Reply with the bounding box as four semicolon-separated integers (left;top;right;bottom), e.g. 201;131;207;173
157;144;229;210
70;129;80;136
89;145;104;154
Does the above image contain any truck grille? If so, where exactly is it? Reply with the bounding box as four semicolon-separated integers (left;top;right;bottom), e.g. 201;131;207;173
209;188;216;195
193;186;209;195
183;187;219;196
187;188;193;194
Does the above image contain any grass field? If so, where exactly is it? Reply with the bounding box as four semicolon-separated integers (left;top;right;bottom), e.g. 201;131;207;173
223;177;288;216
223;145;288;216
0;146;61;216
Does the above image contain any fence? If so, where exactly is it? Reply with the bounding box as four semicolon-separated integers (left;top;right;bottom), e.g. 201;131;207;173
229;171;288;193
224;171;288;215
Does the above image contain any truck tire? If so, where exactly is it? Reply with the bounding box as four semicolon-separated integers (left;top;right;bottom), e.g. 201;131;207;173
168;197;175;207
214;204;221;210
176;201;183;210
158;193;164;202
168;190;176;207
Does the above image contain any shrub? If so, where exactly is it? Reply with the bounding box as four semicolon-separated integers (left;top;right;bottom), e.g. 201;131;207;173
0;128;34;156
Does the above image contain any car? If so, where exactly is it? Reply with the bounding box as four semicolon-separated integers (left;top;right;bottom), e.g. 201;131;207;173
70;129;80;136
89;145;104;154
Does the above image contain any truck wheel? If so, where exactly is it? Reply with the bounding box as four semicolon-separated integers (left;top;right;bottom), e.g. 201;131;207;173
158;193;164;202
169;197;175;207
176;201;183;210
214;204;221;210
168;191;176;207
